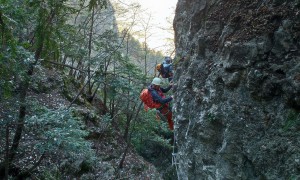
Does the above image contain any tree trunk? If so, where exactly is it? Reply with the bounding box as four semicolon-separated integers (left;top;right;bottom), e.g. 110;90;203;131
123;75;132;139
8;39;41;163
118;102;143;169
0;18;45;176
87;6;95;101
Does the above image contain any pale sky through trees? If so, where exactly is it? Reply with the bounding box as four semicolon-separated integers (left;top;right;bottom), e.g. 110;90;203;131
138;0;177;55
113;0;178;55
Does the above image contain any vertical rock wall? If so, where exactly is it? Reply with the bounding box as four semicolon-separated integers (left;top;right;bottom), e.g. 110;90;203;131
173;0;300;179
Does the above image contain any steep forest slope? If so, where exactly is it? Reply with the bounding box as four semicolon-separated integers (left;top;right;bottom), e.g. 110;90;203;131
173;0;300;179
0;0;171;179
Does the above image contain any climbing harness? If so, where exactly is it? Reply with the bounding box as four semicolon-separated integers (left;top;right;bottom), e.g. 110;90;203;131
157;108;170;116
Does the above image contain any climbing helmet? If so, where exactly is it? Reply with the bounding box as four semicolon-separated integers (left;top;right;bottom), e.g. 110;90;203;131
152;77;162;86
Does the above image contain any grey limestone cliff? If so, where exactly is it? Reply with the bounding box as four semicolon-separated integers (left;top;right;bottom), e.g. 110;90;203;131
173;0;300;179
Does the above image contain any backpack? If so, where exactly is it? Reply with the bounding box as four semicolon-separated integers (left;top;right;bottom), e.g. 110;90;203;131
140;89;162;111
161;64;173;78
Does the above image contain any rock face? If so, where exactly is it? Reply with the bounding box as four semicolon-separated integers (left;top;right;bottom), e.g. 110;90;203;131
173;0;300;179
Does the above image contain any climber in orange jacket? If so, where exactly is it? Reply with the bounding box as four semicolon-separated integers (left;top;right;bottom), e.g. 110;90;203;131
148;77;174;130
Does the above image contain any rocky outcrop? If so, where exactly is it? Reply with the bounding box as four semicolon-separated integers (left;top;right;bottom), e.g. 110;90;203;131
173;0;300;179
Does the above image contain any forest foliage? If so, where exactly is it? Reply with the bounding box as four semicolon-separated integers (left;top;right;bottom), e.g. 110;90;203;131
0;0;174;179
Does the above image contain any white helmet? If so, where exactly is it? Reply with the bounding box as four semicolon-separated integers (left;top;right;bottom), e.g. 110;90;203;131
152;77;162;86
